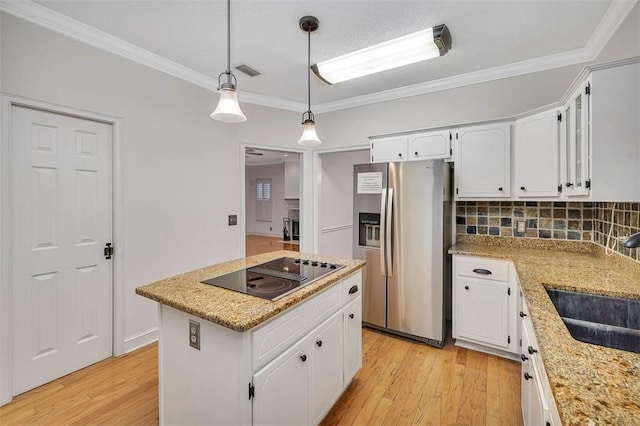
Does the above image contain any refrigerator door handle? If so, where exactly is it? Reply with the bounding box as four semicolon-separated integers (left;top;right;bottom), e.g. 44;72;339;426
379;188;387;276
386;188;393;277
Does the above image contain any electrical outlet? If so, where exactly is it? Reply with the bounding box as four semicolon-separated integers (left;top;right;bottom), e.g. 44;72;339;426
189;319;200;350
228;214;237;226
517;221;526;233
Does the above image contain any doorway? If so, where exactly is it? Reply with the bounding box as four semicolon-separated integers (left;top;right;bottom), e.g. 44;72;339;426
5;104;115;398
244;148;301;256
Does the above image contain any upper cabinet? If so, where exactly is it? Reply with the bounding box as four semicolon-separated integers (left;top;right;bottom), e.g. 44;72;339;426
455;123;511;199
370;130;451;163
284;160;300;199
515;110;561;198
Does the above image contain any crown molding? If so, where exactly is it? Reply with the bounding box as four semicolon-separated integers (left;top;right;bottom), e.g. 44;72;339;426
1;0;637;114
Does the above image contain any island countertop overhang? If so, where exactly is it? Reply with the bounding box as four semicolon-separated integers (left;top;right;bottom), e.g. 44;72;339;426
135;250;366;332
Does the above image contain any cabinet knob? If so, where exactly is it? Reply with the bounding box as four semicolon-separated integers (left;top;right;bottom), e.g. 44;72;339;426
520;186;526;191
349;313;355;319
464;285;470;290
524;372;533;380
519;311;527;318
300;354;307;362
528;346;538;355
521;354;529;362
566;182;573;188
398;153;403;157
316;340;323;347
498;187;503;191
414;151;419;156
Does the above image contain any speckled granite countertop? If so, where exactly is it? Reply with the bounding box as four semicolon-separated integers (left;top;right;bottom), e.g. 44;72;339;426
449;235;640;425
135;250;365;332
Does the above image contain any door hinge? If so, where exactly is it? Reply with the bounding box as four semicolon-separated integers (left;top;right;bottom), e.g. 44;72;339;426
585;179;591;189
104;243;114;260
508;336;511;344
585;83;591;96
519;338;522;348
508;287;511;296
557;112;562;122
456;132;459;140
456;187;459;195
371;155;374;162
558;184;563;193
248;383;254;400
450;147;453;155
449;132;452;141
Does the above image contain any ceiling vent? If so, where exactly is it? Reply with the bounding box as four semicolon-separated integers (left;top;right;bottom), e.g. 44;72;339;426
235;64;261;77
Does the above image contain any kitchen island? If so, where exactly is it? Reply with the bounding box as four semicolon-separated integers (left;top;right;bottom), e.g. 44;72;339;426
450;235;640;425
136;250;366;425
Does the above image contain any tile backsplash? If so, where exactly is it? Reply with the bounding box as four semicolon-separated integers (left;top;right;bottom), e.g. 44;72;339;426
456;201;640;261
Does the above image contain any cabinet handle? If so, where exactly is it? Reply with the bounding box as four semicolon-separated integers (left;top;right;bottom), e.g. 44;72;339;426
348;285;359;294
521;354;528;362
566;182;573;188
519;311;527;318
300;354;307;362
464;285;470;290
498;187;503;191
528;346;538;355
472;268;492;275
349;313;355;319
316;340;323;347
524;372;533;380
520;186;526;191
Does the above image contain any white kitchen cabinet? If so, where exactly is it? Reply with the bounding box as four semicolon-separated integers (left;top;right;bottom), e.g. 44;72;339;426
310;311;344;425
407;130;451;160
370;135;407;163
253;336;311;426
343;295;362;386
452;255;518;357
560;77;591;197
455;123;511;198
284;160;300;199
515;110;561;198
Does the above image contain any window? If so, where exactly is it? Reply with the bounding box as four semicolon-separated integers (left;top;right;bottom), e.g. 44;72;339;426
256;178;272;222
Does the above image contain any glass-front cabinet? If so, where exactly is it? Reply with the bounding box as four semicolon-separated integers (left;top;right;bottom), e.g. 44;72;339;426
560;76;591;196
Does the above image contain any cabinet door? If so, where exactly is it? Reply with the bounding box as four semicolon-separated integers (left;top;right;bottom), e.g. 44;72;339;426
310;311;344;425
515;110;560;197
370;136;407;163
253;338;310;426
408;130;451;160
455;123;511;198
561;80;591;196
521;321;547;426
455;277;510;348
343;296;362;386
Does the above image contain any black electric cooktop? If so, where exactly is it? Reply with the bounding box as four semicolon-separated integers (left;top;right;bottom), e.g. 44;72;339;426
201;257;345;301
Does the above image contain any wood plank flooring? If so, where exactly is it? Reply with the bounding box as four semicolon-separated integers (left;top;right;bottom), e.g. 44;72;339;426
0;328;522;425
246;234;300;256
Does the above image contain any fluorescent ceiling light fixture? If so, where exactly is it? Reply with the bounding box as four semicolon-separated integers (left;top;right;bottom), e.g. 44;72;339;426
312;24;451;85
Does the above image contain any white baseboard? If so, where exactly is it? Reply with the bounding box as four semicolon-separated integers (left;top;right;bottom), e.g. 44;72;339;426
246;232;283;238
124;327;158;353
454;339;520;362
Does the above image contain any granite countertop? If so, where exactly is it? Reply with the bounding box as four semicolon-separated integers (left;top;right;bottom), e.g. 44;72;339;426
135;250;366;332
449;235;640;425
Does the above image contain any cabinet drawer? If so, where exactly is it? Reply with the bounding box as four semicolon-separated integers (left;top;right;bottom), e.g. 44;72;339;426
341;271;362;305
252;284;342;370
456;256;510;282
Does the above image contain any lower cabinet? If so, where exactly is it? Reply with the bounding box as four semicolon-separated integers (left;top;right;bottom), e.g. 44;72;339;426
452;255;518;356
253;311;344;426
343;296;362;386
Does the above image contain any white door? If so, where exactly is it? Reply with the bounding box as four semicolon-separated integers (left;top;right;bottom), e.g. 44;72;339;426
11;106;113;395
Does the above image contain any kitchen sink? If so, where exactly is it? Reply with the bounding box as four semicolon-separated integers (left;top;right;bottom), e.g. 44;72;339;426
545;288;639;354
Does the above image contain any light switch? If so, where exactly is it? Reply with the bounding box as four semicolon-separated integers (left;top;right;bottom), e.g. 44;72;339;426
228;215;238;226
517;221;526;233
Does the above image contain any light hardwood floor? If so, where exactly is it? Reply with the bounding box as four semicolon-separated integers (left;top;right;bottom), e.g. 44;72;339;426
0;329;522;425
246;234;300;256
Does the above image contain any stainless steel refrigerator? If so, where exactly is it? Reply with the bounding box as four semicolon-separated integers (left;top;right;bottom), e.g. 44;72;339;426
353;160;452;347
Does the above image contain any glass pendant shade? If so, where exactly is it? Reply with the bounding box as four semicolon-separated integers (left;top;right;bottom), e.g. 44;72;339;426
297;120;321;146
210;87;247;122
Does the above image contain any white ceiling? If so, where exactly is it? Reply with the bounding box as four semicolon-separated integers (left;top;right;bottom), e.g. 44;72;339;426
4;0;638;112
245;148;299;166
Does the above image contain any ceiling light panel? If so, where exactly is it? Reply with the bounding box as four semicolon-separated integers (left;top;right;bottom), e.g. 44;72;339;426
312;25;451;85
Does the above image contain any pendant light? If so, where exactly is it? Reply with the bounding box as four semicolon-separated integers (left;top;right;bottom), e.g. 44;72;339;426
297;16;321;146
210;0;247;122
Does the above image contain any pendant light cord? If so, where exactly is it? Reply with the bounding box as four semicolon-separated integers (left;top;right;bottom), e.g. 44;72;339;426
226;0;231;76
307;28;311;114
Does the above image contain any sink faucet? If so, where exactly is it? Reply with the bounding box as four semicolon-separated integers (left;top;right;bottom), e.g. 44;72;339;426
622;232;640;248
